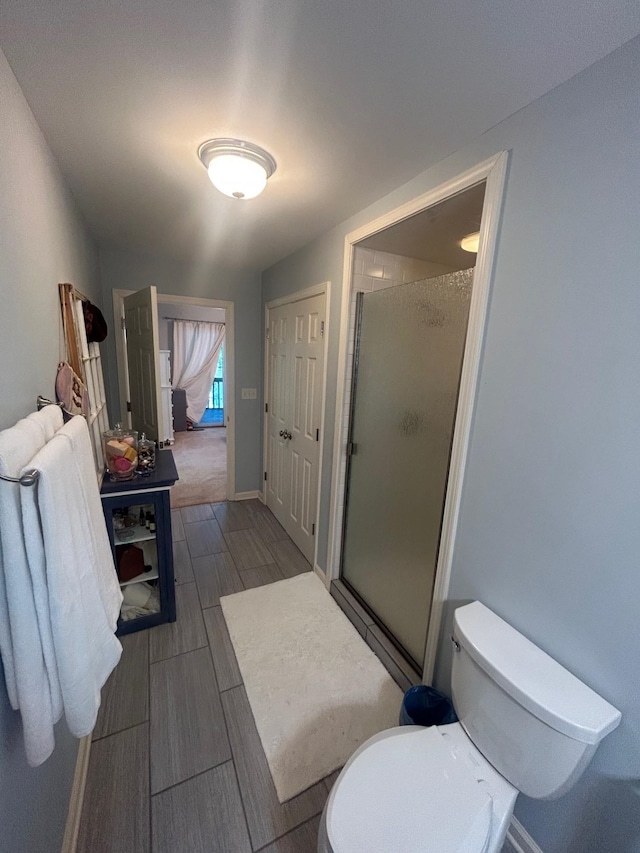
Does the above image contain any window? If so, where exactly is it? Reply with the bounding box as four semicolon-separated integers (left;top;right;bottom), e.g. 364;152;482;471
59;283;110;480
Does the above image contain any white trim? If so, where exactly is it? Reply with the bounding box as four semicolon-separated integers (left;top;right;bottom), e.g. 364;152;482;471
313;563;327;582
61;735;91;853
422;152;508;682
112;289;236;500
338;154;505;246
102;483;171;498
156;294;231;308
326;152;509;680
112;288;132;429
505;817;544;853
265;281;329;310
263;282;330;572
262;305;269;519
315;285;330;572
233;490;260;500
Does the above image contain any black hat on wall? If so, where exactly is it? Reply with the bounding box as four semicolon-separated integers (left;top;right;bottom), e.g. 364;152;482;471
83;300;108;343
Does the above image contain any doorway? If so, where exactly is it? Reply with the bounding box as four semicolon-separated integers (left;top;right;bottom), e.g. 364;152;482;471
162;305;226;507
263;284;329;567
328;154;508;681
112;290;236;502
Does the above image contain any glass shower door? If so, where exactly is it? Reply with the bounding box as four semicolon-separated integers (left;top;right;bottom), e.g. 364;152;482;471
340;270;473;667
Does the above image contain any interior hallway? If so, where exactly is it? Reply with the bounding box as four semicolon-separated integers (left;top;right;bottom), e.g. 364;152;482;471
77;498;331;853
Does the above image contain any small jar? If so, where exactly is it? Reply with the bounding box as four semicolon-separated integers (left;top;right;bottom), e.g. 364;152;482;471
103;424;138;481
137;433;156;476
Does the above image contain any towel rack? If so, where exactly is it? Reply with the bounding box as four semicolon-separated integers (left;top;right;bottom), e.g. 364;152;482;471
0;469;40;487
0;397;69;487
36;395;68;414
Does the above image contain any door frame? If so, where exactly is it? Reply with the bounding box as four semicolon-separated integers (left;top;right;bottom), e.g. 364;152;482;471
263;282;331;575
326;152;509;683
112;289;236;500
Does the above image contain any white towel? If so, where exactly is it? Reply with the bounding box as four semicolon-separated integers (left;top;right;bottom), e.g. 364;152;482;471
0;406;65;717
26;405;63;442
0;417;60;765
56;417;122;628
21;417;122;748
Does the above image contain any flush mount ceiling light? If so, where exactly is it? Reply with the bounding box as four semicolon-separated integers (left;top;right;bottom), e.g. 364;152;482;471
460;231;480;253
198;138;276;200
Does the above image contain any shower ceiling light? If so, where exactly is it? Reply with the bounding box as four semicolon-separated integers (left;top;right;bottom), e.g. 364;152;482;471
460;232;480;253
198;138;277;200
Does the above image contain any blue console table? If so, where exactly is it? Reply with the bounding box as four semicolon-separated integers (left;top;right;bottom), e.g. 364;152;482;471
100;449;178;636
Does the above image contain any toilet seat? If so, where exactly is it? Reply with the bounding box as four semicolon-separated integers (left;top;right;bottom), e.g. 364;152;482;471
326;724;506;853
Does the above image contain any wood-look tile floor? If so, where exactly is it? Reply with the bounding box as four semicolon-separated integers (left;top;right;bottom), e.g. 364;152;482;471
78;499;323;853
79;500;513;853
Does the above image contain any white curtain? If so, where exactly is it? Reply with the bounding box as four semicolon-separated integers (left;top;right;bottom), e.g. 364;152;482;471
172;320;225;424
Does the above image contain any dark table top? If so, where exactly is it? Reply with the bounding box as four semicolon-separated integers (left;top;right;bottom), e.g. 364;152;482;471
100;448;179;496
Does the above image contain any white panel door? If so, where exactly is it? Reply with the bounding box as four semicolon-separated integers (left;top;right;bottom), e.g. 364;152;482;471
266;292;326;564
124;286;162;443
159;350;174;444
267;303;290;515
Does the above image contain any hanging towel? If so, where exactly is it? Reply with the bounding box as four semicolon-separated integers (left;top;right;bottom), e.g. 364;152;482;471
0;417;60;765
0;406;65;718
56;417;122;626
27;405;63;442
20;417;122;748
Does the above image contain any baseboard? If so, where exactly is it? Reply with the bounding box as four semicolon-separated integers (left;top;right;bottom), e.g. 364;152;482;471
233;490;260;500
60;734;91;853
505;817;544;853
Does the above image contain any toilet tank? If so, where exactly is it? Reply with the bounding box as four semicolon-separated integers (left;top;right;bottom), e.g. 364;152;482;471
451;602;621;799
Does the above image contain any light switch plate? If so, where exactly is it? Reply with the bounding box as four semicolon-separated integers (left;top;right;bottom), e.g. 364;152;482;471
241;388;257;399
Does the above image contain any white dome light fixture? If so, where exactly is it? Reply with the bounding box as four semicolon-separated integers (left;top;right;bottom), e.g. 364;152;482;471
460;231;480;253
198;138;276;200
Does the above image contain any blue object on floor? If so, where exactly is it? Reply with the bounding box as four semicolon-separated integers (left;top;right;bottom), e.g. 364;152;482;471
199;408;224;426
399;684;458;727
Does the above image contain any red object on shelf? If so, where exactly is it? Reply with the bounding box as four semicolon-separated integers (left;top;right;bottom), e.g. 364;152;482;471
116;544;146;582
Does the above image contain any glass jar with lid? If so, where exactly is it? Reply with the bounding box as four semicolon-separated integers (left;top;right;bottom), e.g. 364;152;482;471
103;424;138;481
137;433;156;476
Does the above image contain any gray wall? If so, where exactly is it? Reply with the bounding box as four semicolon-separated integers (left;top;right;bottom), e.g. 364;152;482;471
263;36;640;853
0;47;101;853
99;247;262;494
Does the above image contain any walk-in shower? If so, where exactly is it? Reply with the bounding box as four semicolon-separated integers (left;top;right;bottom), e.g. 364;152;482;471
339;180;487;669
340;269;474;665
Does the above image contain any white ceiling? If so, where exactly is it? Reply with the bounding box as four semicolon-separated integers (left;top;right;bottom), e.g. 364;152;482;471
1;0;639;273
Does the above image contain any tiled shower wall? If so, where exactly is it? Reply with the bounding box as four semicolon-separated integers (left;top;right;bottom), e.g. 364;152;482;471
353;246;455;292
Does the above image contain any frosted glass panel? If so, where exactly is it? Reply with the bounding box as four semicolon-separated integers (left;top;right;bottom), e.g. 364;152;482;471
341;269;473;666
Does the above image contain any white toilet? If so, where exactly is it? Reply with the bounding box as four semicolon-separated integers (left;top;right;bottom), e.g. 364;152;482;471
319;601;621;853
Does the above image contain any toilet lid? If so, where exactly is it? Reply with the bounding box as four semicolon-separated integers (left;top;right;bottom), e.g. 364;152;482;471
327;726;494;853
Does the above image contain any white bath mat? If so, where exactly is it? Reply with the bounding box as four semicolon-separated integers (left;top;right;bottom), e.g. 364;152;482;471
220;573;403;802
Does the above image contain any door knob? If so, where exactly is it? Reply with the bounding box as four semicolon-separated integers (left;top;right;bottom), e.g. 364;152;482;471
279;430;285;437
